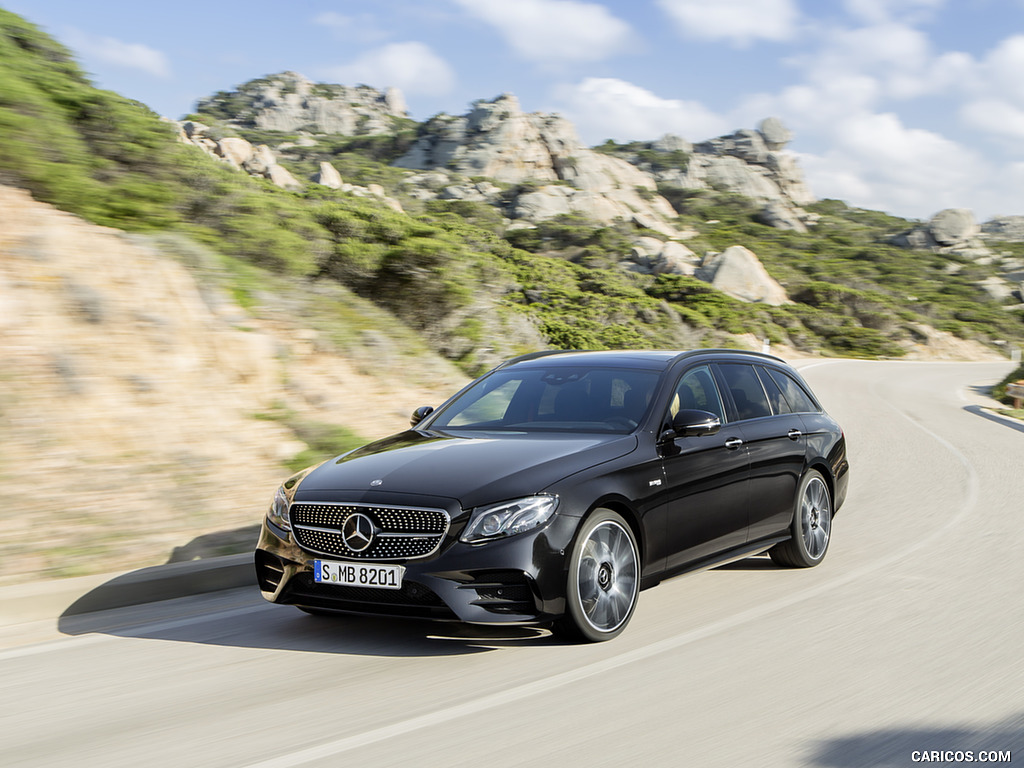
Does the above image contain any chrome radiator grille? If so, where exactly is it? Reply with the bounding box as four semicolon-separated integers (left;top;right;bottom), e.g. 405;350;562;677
291;502;450;561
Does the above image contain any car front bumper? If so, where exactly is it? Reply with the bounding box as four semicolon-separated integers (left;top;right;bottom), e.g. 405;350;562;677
254;512;580;625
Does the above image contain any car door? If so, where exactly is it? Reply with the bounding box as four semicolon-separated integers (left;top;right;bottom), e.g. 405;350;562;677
716;363;807;544
658;364;751;571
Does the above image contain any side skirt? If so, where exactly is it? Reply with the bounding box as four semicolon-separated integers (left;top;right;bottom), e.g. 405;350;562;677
640;535;790;591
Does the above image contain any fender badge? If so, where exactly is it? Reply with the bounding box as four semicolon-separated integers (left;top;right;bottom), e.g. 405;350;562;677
648;479;663;487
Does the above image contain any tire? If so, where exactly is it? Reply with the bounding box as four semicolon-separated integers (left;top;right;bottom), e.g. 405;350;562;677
553;509;640;643
769;469;832;568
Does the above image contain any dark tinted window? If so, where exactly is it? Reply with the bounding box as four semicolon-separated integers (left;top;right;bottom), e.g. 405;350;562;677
755;366;791;414
719;364;772;420
670;365;724;421
766;369;819;413
432;366;659;433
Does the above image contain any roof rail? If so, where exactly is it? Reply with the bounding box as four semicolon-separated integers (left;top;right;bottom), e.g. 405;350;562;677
676;348;786;363
499;348;787;369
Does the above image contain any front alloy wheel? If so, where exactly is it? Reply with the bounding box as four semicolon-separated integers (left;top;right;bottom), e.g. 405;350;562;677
555;509;639;642
770;469;832;568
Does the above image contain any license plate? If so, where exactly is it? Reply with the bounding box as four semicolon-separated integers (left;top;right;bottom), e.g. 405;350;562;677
314;560;404;590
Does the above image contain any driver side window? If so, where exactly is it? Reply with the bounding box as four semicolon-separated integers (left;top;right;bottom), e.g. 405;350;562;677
669;365;725;422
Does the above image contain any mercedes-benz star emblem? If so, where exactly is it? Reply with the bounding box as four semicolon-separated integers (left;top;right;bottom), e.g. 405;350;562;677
342;512;375;553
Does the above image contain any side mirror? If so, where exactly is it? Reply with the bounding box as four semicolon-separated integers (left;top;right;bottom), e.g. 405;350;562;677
670;409;721;438
410;405;434;427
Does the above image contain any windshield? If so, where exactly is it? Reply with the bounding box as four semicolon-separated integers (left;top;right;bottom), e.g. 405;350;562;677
428;366;660;434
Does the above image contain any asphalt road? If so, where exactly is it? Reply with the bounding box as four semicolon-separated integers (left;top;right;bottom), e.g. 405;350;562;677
3;360;1022;767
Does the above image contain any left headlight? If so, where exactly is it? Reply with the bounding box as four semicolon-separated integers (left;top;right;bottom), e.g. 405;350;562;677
461;495;558;544
267;485;291;531
265;464;321;532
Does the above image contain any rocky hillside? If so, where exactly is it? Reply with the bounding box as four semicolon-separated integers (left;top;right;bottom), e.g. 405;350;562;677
0;184;466;584
2;7;1021;371
181;72;1023;359
185;84;814;238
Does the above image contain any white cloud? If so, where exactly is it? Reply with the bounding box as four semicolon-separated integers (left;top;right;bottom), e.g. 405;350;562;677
656;0;800;45
732;18;1024;219
312;11;388;43
979;35;1024;104
800;112;985;217
843;0;945;25
64;29;170;78
554;78;729;143
451;0;631;64
785;21;962;103
313;11;353;30
961;99;1024;143
737;75;882;134
324;42;455;96
926;35;1024;146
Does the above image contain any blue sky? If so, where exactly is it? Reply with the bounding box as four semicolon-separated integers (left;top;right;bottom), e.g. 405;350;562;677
7;0;1024;221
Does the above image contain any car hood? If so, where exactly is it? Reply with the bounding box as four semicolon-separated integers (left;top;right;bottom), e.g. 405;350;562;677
294;430;638;510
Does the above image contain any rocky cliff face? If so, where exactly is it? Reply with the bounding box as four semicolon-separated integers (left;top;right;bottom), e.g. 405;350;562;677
188;77;818;239
394;93;689;237
196;71;408;135
392;96;815;235
614;118;816;232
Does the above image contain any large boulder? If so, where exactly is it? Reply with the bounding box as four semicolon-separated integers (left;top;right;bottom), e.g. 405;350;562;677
891;208;991;259
695;246;789;305
758;117;793;151
311;161;343;189
757;201;808;232
930;209;979;246
216;137;254;168
982;216;1024;241
652;134;692;153
651;241;698;275
267;164;303;191
625;238;697;276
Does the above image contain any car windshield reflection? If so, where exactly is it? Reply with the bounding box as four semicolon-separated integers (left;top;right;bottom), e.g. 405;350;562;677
426;366;660;434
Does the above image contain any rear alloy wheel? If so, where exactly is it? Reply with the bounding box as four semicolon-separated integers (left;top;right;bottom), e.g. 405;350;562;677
555;509;640;642
770;469;832;568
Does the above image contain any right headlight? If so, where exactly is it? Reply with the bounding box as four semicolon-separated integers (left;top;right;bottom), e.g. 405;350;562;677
460;495;559;544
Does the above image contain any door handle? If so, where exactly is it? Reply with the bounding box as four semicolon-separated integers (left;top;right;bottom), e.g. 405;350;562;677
787;429;802;440
724;437;743;449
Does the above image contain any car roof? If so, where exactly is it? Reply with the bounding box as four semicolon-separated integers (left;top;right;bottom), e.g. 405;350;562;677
501;348;788;372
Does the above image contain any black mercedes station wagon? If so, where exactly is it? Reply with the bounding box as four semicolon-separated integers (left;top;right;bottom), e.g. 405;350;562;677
255;349;849;641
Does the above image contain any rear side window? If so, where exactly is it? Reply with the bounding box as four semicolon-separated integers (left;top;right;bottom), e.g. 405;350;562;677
718;364;772;421
755;366;792;414
766;368;819;413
